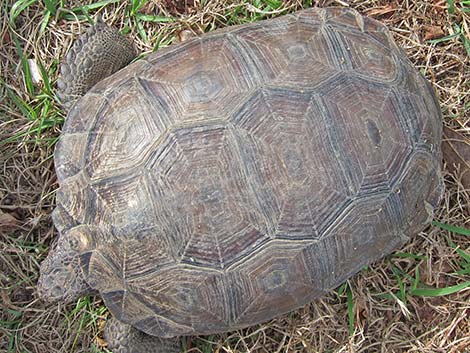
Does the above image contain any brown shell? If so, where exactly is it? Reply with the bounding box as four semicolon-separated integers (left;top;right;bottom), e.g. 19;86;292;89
53;7;443;337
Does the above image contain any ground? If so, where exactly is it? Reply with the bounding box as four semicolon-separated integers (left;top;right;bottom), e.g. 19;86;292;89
1;0;469;352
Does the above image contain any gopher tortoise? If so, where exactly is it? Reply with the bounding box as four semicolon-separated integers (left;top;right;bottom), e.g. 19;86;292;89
38;7;443;353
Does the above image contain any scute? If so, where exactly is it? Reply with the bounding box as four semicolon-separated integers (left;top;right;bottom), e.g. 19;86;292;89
231;15;337;88
318;75;412;194
55;7;443;337
138;36;257;123
230;88;351;238
338;30;398;81
91;172;159;234
84;79;165;180
145;124;271;268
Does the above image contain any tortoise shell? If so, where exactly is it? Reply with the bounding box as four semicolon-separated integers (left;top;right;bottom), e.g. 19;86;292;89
53;7;443;337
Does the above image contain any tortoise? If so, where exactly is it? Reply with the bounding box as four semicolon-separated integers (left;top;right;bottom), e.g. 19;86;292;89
37;7;443;353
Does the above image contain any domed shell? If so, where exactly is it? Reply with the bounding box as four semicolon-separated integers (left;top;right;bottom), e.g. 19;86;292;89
53;7;443;337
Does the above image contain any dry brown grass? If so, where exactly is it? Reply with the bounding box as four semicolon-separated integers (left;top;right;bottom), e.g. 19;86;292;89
1;0;469;352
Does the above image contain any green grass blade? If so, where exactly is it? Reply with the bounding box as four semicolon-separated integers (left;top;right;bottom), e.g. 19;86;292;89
131;0;140;14
9;0;37;27
262;0;281;9
455;267;470;275
346;282;354;336
433;221;470;236
201;338;213;353
37;60;52;95
454;248;470;263
12;33;35;96
5;86;36;121
411;266;420;292
71;0;120;14
391;265;407;303
43;0;58;15
443;234;470;263
336;282;347;296
135;19;148;42
135;13;176;22
458;32;470;56
392;252;427;261
131;0;147;15
427;32;460;44
447;0;455;14
40;9;52;34
410;281;470;297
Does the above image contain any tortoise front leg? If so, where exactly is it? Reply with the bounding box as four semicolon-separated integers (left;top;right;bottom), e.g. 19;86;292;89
104;316;181;353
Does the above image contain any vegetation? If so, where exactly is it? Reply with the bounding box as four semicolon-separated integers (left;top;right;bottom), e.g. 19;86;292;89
1;0;469;352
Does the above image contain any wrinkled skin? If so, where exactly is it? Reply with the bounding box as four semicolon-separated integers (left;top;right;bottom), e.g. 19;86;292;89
37;235;92;303
104;316;181;353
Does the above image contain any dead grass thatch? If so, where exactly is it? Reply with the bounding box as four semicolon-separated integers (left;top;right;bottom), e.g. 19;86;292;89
1;0;469;352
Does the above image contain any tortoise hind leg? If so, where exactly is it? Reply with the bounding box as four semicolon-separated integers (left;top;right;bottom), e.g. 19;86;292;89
104;316;181;353
57;18;136;109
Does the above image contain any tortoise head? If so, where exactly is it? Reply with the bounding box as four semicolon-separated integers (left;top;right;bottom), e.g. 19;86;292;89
37;228;92;304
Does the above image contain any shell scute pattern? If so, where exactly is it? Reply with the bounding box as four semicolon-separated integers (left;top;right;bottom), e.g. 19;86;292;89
138;36;257;123
91;172;160;235
316;7;402;82
54;8;443;337
230;88;351;239
337;30;398;80
300;195;406;289
232;15;338;89
317;75;414;195
390;151;443;235
145;124;271;268
84;79;166;180
54;133;88;181
392;85;443;152
54;94;104;183
56;172;113;229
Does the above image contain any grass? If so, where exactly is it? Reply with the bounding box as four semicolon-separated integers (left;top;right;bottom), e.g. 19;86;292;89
67;297;108;352
1;0;470;352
